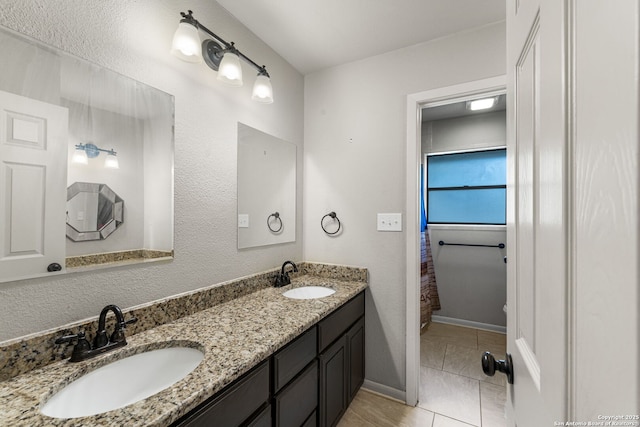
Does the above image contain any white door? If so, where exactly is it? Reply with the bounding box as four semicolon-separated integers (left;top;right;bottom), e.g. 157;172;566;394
0;90;68;282
505;0;567;425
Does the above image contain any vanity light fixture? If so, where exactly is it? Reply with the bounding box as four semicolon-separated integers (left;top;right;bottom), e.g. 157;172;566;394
171;10;274;104
73;143;119;169
467;97;496;111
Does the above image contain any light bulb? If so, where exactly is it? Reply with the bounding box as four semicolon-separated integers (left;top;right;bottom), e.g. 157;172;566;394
104;153;119;169
171;22;202;63
72;147;88;165
252;74;274;104
217;52;243;86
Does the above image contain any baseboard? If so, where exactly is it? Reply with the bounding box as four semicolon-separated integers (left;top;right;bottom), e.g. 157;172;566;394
431;315;506;333
361;379;406;403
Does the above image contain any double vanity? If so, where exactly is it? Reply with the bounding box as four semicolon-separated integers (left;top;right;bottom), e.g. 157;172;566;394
0;262;367;426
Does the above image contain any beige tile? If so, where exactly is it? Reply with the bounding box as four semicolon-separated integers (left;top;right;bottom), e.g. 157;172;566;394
421;336;447;370
418;366;481;426
433;414;478;427
480;382;508;427
442;344;506;387
422;323;478;349
477;330;507;355
338;389;435;427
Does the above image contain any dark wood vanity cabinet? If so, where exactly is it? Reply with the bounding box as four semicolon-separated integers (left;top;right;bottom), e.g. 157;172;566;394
171;291;364;427
318;293;365;427
172;361;270;427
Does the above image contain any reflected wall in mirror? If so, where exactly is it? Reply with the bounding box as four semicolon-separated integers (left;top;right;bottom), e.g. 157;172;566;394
0;25;174;282
237;123;296;249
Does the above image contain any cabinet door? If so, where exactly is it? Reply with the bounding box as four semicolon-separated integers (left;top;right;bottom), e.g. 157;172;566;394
346;317;365;404
319;336;347;427
275;360;318;427
246;404;271;427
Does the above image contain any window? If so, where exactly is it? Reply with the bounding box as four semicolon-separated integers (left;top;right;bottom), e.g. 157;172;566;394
426;148;506;225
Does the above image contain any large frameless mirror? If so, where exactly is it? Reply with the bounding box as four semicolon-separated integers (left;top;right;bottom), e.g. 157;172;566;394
0;25;174;282
237;123;296;249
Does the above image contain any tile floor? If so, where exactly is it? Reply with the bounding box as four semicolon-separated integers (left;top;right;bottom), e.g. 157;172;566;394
338;322;508;427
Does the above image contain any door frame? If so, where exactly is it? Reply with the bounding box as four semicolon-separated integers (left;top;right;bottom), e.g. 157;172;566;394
404;75;506;406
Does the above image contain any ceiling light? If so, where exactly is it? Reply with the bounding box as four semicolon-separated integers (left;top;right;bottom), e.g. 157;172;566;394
171;10;273;103
467;98;496;111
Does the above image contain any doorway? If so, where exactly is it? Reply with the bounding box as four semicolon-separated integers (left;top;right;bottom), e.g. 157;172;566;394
405;76;507;407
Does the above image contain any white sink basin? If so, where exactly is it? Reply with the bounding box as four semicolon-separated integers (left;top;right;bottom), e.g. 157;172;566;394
283;286;336;299
41;346;204;419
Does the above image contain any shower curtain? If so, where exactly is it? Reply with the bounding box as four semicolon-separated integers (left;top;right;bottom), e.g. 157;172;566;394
420;167;440;326
420;229;440;326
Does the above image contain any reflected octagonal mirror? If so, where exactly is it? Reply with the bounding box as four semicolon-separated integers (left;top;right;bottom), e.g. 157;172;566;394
66;182;124;241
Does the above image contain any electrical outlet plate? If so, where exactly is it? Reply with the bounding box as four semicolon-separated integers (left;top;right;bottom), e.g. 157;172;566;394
377;213;402;231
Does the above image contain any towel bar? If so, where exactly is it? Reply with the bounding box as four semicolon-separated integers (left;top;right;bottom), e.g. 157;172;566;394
438;240;505;249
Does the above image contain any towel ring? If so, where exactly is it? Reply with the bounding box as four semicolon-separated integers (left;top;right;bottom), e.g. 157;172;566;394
267;212;283;233
321;211;341;235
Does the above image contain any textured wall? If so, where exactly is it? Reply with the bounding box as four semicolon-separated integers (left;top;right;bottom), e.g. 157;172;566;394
303;22;506;392
0;0;304;342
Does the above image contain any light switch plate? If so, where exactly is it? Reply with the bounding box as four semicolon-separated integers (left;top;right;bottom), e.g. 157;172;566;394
238;214;249;228
377;213;402;231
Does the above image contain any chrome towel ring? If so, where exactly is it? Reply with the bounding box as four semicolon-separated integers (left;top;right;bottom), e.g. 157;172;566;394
321;211;341;235
267;212;283;233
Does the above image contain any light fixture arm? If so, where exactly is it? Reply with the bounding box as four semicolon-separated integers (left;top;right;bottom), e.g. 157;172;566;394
75;143;116;158
180;10;269;77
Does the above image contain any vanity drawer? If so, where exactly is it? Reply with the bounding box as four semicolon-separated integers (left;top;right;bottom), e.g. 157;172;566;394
172;361;269;427
275;360;318;427
318;292;365;352
273;326;317;392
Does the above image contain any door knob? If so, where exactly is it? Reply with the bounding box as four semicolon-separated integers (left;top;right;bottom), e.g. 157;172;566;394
481;351;514;384
47;263;62;272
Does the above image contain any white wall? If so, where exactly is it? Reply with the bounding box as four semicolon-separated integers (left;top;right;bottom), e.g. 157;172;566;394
422;110;506;153
65;103;145;256
304;22;506;392
0;0;304;342
428;225;506;327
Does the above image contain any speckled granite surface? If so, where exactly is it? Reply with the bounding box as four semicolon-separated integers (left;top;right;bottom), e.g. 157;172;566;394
0;263;367;426
65;249;173;268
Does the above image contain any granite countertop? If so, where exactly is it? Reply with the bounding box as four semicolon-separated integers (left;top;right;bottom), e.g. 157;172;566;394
0;274;367;426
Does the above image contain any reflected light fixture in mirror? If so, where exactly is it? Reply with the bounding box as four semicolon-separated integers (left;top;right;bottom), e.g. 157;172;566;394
171;10;273;104
73;143;119;169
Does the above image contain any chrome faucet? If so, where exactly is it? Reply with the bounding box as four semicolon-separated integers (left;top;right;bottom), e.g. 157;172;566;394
55;304;137;362
274;260;298;287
